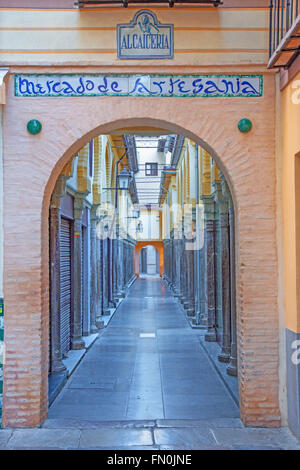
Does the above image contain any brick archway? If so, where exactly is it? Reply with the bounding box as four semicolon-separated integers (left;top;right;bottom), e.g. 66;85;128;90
135;241;164;277
2;71;280;428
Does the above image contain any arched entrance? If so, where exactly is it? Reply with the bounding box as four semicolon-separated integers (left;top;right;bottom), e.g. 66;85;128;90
2;80;280;428
135;241;164;277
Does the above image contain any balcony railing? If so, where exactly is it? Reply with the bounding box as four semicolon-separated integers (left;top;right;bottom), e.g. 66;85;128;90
269;0;300;68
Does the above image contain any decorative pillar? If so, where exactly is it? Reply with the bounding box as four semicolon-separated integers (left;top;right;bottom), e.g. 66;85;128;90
184;209;197;317
102;238;109;314
118;238;125;298
96;238;105;326
168;239;172;285
49;175;67;372
112;238;118;300
215;178;231;363
171;238;175;286
108;237;116;307
71;193;86;350
172;238;180;297
122;240;126;288
192;204;206;326
163;240;168;282
164;240;169;284
204;195;217;342
183;216;190;308
179;235;186;302
90;205;99;334
82;212;90;337
184;247;195;317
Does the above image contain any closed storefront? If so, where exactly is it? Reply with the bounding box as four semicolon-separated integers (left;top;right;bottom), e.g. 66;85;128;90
60;217;72;357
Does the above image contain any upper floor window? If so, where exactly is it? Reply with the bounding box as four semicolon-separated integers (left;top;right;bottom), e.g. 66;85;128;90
145;163;158;176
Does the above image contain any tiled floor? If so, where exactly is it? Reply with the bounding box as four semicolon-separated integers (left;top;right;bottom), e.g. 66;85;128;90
48;277;239;421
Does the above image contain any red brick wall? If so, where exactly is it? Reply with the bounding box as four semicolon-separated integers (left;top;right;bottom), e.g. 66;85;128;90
2;69;280;427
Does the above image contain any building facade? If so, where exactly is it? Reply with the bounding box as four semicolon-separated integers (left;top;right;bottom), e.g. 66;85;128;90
268;0;300;436
1;0;300;438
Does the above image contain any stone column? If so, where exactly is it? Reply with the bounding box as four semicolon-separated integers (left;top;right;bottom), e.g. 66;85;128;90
179;236;186;302
192;205;207;326
82;213;90;337
184;210;197;318
172;238;179;296
163;240;169;283
199;243;207;325
215;178;231;363
118;238;126;297
184;247;195;317
128;241;134;282
71;193;86;350
121;240;126;288
173;238;181;298
204;195;217;342
181;219;190;310
165;239;170;284
168;239;173;286
168;239;172;285
163;240;167;281
49;175;67;373
172;238;177;292
126;242;129;284
112;238;119;300
108;237;115;308
102;237;110;313
227;196;238;376
131;243;134;280
170;237;175;289
127;243;131;280
96;238;105;327
90;205;99;334
192;208;200;322
111;238;117;300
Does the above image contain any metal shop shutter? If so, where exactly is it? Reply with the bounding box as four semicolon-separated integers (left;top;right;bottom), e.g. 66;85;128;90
60;217;72;356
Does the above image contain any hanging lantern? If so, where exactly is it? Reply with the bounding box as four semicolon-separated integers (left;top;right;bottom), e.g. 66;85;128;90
118;168;131;190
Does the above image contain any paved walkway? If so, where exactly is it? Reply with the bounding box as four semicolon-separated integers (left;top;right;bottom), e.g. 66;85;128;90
49;277;239;422
1;277;300;449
